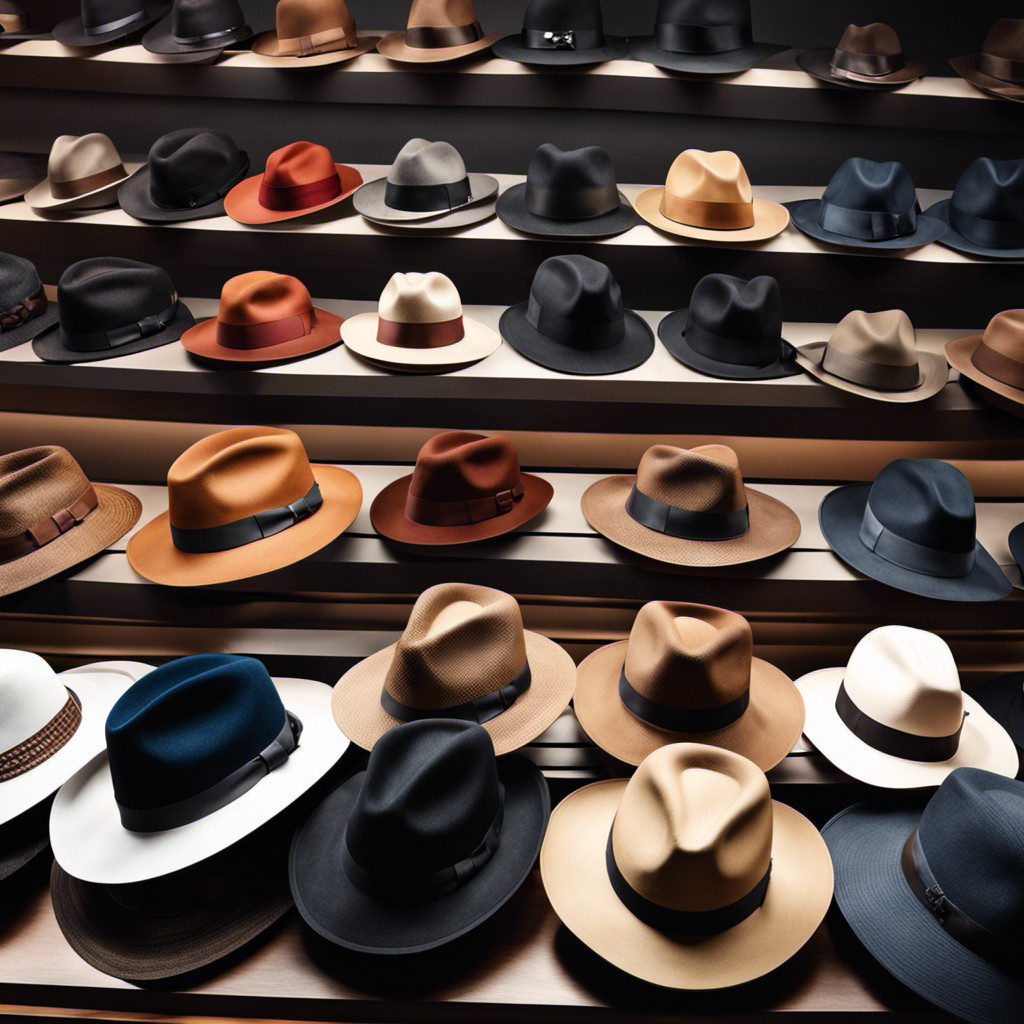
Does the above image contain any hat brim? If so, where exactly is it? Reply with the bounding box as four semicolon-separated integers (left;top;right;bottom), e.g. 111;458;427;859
923;199;1024;260
0;805;50;881
635;187;790;243
141;15;252;54
51;5;168;46
224;163;362;225
796;49;927;89
795;342;949;403
495;184;640;238
491;34;627;65
573;640;805;769
331;630;576;756
117;156;250;222
24;172;130;212
0;302;60;352
971;671;1024;774
375;30;503;63
352;173;498;223
628;37;787;74
540;780;833;989
250;31;379;65
125;463;361;586
786;199;948;251
0;177;39;202
289;754;549;954
950;54;1024;102
581;474;801;567
945;334;1024;416
359;197;497;232
340;312;500;371
658;307;801;380
818;483;1013;602
822;797;1024;1024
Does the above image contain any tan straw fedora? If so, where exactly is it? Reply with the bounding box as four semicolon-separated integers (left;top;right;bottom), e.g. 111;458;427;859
24;134;131;212
581;443;801;567
574;602;803;770
251;0;379;66
946;309;1024;418
376;0;501;63
540;742;834;989
332;582;575;755
634;149;790;243
796;309;949;403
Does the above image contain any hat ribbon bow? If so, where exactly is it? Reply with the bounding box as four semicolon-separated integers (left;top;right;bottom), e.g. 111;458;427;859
60;296;180;352
818;200;919;241
0;484;99;565
0;290;46;332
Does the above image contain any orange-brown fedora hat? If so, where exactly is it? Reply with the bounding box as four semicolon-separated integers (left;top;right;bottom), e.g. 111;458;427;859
251;0;379;67
180;271;343;367
224;141;362;225
946;309;1024;418
376;0;501;63
370;431;553;546
127;426;361;587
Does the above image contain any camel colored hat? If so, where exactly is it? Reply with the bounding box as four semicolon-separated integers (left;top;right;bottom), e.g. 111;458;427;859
0;253;58;352
951;19;1024;102
180;271;343;367
491;0;627;67
950;311;1024;418
0;152;48;204
332;582;576;755
377;0;500;63
370;431;553;546
581;443;801;568
796;626;1019;788
24;134;131;212
126;426;361;587
251;0;378;67
0;0;51;39
574;602;804;770
53;0;168;47
0;445;141;598
797;310;948;403
540;743;834;989
635;149;789;243
797;23;927;90
224;141;362;225
341;272;500;372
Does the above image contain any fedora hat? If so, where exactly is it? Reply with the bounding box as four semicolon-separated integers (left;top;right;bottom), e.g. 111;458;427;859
118;128;249;222
0;0;52;40
628;0;787;75
496;144;639;238
823;767;1024;1024
251;0;378;66
635;149;789;242
499;255;654;375
370;431;553;546
127;426;361;587
923;158;1024;259
0;445;141;598
787;157;946;250
24;133;131;212
352;138;498;228
951;19;1024;102
291;720;549;954
53;0;168;47
819;458;1012;602
796;627;1018;789
0;253;58;351
32;257;195;364
797;309;948;403
376;0;501;63
491;0;626;66
0;151;48;204
658;273;800;379
581;443;801;568
797;23;927;90
180;271;344;367
143;0;251;59
945;311;1024;417
332;582;576;755
574;602;804;770
341;272;500;372
224;141;362;225
972;672;1024;779
541;742;833;988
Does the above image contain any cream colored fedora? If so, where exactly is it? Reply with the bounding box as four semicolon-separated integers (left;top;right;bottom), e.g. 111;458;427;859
25;134;131;212
250;0;379;67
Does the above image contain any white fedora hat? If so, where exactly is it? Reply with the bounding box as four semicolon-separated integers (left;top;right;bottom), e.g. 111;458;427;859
795;626;1019;787
25;134;131;212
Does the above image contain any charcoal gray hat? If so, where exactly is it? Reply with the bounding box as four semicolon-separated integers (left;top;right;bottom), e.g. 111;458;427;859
0;252;58;352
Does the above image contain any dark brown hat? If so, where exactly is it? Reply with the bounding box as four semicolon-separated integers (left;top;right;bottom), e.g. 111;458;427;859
376;0;501;63
797;23;926;89
952;19;1024;101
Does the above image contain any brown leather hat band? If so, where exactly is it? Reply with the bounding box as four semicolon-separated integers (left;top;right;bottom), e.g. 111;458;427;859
660;194;755;230
49;164;127;200
0;289;46;333
276;21;357;56
831;48;904;77
405;478;525;527
405;21;482;48
971;338;1024;389
216;309;315;350
0;694;82;783
258;171;341;211
376;315;464;349
821;346;922;391
978;51;1024;83
0;484;99;564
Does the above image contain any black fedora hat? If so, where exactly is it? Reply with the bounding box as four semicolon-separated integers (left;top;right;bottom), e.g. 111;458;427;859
0;0;53;40
0;799;51;882
119;128;249;223
31;257;195;364
658;273;800;380
53;0;169;47
496;144;639;238
628;0;787;75
0;252;59;352
923;158;1024;260
787;158;947;251
819;458;1012;603
797;23;927;91
491;0;626;66
823;768;1024;1024
499;255;654;375
142;0;252;60
972;672;1024;781
290;719;549;955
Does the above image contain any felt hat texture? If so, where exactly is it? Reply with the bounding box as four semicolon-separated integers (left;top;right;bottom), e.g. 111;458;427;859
251;0;378;65
797;23;927;90
376;0;501;63
25;133;131;212
491;0;627;66
0;252;58;351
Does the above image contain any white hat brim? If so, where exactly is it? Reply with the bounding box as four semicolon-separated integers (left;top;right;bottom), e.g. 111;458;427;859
342;312;501;368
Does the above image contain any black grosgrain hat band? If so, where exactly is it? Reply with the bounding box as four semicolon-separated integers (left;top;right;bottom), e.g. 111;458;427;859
406;21;482;48
61;298;180;352
149;156;248;210
818;200;919;241
949;205;1024;250
384;177;471;213
87;9;148;35
655;20;752;54
381;663;531;724
173;23;249;44
858;502;974;578
619;667;750;732
522;28;602;50
525;181;619;220
526;295;624;350
686;319;779;368
831;49;904;77
626;485;750;540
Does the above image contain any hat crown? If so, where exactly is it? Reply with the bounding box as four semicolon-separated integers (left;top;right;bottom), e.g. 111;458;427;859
216;270;313;328
612;743;773;913
635;444;747;514
46;133;121;185
0;650;68;752
527;143;617;194
0;252;42;311
980;309;1024;363
827;309;918;368
80;0;146;32
388;139;468;187
408;431;522;504
822;158;917;215
982;18;1024;58
148;128;242;196
407;0;478;29
56;257;176;335
166;425;317;531
522;0;603;32
0;446;92;542
170;0;245;35
836;22;901;56
276;0;353;36
384;583;529;711
689;273;781;346
378;271;462;325
665;149;752;205
951;157;1024;222
657;0;751;27
530;255;623;328
263;141;337;188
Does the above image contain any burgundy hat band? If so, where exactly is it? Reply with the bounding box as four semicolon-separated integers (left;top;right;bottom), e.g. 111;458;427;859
258;170;341;211
216;309;316;350
405;477;525;527
376;315;464;349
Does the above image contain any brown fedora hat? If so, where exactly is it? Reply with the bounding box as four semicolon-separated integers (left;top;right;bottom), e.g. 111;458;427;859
797;23;927;89
251;0;379;67
581;443;800;568
574;601;803;770
947;309;1024;417
180;271;343;367
371;431;553;546
0;446;141;598
951;19;1024;101
376;0;501;63
796;309;949;403
126;426;361;586
332;582;575;755
224;141;362;225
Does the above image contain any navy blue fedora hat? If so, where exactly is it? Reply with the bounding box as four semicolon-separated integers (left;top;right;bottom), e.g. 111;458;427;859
491;0;627;66
972;671;1024;781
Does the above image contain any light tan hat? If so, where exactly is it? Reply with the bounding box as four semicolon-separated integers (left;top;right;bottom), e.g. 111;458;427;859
946;309;1024;417
796;626;1019;788
574;602;804;770
25;134;131;212
581;443;801;567
634;149;790;243
796;309;949;403
250;0;379;67
332;582;576;755
340;271;500;373
376;0;501;63
540;742;834;989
